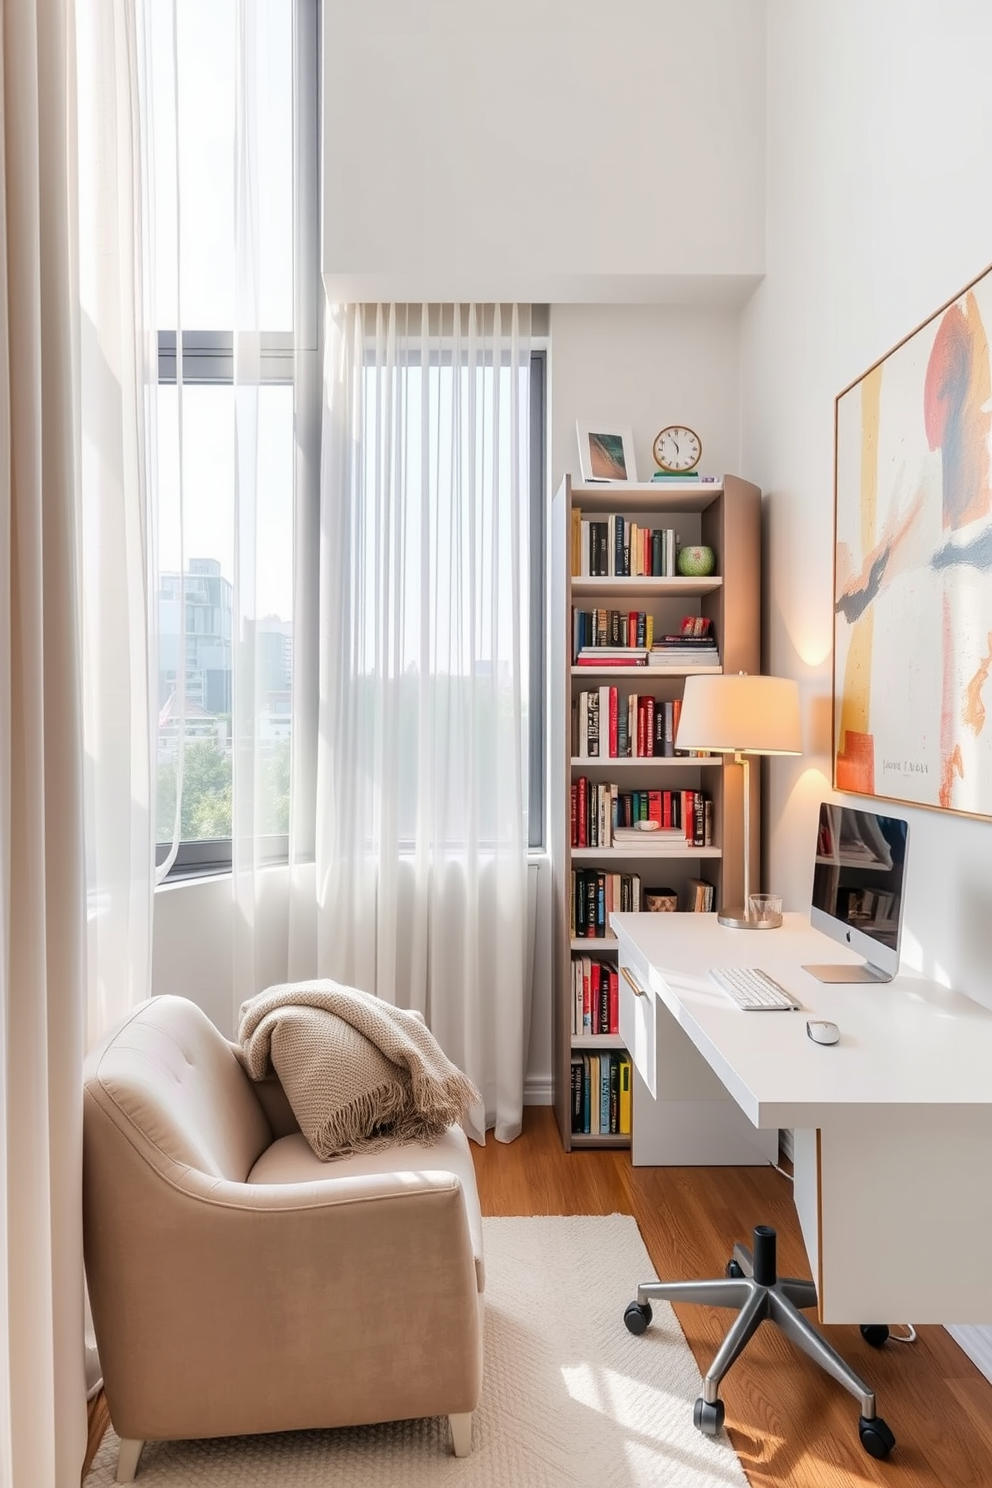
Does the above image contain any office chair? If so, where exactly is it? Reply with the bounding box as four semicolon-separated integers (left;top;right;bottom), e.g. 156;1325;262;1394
623;1223;896;1459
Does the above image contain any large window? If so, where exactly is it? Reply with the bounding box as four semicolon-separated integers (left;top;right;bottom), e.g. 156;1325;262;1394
152;0;317;875
151;3;545;875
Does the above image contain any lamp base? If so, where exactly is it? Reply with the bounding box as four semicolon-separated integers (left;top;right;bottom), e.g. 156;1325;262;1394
717;906;783;930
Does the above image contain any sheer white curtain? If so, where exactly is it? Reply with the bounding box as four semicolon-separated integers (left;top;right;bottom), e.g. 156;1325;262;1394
77;0;157;1050
318;303;532;1143
0;1;88;1470
1;0;154;1478
146;0;313;1026
76;0;158;1420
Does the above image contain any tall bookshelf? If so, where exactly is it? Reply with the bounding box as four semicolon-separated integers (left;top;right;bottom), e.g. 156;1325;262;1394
550;474;761;1151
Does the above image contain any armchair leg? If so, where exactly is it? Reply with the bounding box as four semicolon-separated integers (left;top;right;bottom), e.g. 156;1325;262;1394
448;1412;473;1457
116;1438;144;1482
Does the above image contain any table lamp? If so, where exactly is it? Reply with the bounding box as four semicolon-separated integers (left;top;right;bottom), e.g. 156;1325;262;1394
675;672;802;928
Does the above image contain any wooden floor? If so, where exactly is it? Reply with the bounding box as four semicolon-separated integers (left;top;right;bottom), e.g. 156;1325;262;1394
472;1106;992;1488
85;1105;992;1485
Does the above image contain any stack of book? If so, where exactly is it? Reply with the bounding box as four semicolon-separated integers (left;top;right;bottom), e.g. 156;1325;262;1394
610;824;686;848
571;510;680;578
570;868;643;936
686;878;715;911
573;607;655;655
570;1051;632;1137
648;634;721;669
575;646;648;668
570;954;619;1036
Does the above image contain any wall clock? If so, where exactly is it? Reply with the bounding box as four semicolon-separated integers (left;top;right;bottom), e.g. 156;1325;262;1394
653;425;702;474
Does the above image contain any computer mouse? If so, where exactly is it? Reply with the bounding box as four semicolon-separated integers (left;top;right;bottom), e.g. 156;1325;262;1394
806;1019;840;1045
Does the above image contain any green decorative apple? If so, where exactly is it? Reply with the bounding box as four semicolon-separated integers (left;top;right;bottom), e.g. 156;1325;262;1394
676;544;716;577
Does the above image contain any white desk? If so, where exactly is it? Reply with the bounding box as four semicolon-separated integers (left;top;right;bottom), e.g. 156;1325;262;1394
611;910;992;1325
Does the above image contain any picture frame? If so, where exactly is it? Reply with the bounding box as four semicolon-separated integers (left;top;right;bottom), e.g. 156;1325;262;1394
833;258;992;820
575;421;638;484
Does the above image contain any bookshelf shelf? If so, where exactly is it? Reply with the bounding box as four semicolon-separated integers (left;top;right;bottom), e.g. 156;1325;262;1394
569;481;722;513
570;846;722;861
569;755;722;769
551;472;762;1155
570;1132;629;1150
572;576;723;599
571;665;724;677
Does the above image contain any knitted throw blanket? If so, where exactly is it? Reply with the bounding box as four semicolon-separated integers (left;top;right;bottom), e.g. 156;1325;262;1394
238;980;481;1160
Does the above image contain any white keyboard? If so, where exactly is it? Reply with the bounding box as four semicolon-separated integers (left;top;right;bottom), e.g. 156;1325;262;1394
708;966;801;1011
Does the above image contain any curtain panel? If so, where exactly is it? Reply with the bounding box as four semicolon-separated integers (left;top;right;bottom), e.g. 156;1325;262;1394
1;0;155;1478
318;303;533;1143
1;1;88;1482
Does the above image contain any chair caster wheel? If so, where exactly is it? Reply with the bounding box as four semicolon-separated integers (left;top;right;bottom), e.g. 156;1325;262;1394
726;1259;744;1278
693;1396;725;1436
859;1414;896;1459
860;1323;890;1348
624;1300;652;1335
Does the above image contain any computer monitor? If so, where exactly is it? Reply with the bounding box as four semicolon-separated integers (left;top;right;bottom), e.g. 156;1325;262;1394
803;802;909;983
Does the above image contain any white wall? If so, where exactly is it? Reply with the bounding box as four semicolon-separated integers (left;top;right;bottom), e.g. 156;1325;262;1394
322;0;765;305
549;304;743;485
741;0;992;1375
153;868;298;1039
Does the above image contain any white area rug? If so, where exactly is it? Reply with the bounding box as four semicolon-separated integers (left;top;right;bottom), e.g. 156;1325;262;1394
86;1214;749;1487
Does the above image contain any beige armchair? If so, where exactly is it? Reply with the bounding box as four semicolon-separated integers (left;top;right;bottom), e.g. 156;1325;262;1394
83;995;484;1482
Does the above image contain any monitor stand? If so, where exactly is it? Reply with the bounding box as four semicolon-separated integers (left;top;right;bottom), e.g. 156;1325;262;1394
801;962;894;984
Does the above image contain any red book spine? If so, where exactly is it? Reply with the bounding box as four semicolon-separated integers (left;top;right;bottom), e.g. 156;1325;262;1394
608;968;619;1034
571;782;578;846
683;790;695;843
609;686;618;758
645;696;655;756
577;776;588;846
636;700;646;757
648;790;662;825
575;656;645;666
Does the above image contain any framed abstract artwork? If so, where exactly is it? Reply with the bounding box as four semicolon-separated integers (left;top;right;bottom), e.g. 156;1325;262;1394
833;260;992;818
575;421;638;484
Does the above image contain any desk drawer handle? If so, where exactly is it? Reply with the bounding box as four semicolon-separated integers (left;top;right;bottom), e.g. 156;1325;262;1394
620;965;647;998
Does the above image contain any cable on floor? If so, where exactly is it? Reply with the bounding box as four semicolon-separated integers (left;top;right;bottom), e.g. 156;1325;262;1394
888;1324;918;1343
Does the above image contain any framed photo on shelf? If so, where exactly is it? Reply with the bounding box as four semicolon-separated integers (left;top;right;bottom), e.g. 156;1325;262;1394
575;421;638;483
833;258;992;820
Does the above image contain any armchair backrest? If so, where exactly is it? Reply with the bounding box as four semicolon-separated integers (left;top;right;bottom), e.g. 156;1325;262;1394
83;994;272;1182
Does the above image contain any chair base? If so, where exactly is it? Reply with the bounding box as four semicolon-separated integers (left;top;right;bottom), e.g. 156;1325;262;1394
449;1412;473;1456
114;1419;473;1477
625;1224;896;1459
116;1437;143;1483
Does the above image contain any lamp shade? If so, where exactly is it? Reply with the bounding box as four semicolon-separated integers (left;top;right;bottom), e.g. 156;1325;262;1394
676;673;802;756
